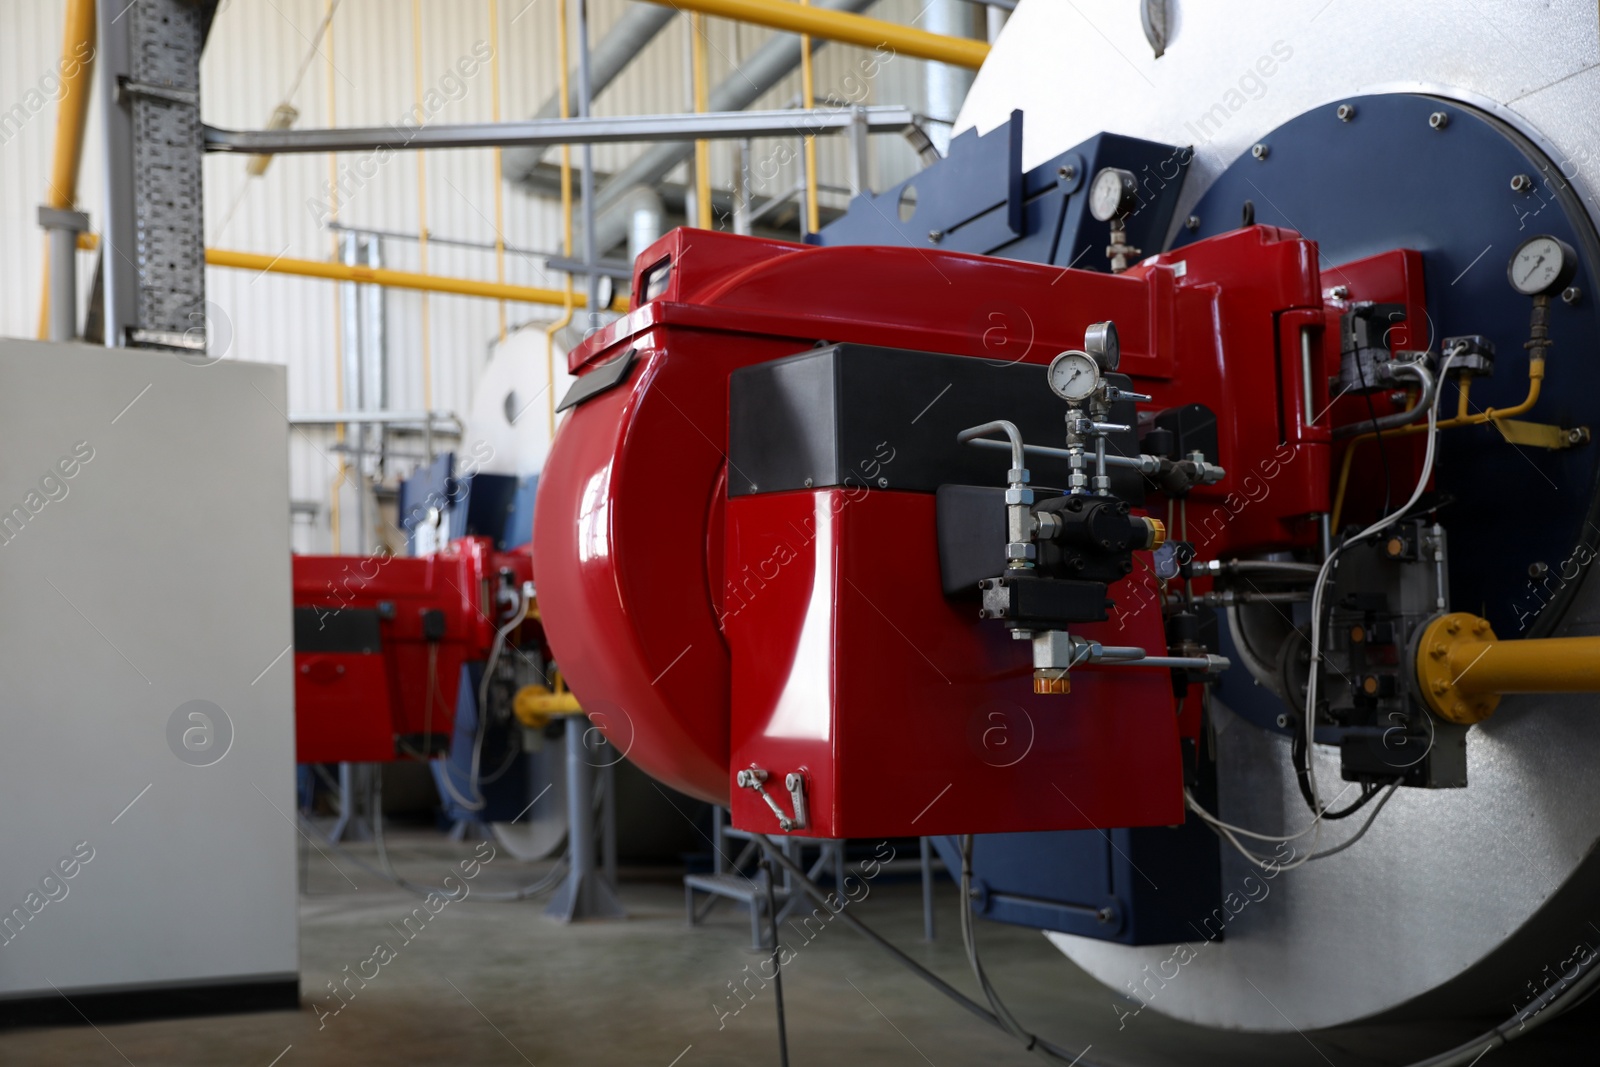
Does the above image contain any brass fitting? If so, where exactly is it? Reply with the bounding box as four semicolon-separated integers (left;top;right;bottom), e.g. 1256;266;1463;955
1033;669;1072;695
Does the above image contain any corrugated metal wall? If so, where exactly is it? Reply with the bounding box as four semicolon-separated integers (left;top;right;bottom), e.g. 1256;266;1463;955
0;0;967;553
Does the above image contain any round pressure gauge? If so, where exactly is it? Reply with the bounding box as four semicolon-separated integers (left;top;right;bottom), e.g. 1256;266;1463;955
1048;350;1101;402
1088;167;1140;222
1083;320;1120;371
1507;234;1578;296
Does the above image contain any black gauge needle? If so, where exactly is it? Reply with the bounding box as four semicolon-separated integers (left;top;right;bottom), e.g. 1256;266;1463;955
1519;254;1546;286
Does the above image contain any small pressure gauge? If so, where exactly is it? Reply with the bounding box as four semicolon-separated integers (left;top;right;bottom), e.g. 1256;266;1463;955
1089;167;1140;222
1508;234;1578;296
1083;320;1120;371
1048;350;1101;402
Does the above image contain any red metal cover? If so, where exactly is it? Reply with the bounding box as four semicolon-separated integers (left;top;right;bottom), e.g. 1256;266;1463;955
533;226;1386;835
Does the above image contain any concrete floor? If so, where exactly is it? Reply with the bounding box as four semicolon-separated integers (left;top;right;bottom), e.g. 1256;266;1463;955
1;830;1596;1067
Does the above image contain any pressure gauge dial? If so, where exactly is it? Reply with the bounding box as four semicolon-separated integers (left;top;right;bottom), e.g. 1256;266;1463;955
1089;167;1140;222
1048;350;1101;402
1083;320;1120;370
1507;234;1578;297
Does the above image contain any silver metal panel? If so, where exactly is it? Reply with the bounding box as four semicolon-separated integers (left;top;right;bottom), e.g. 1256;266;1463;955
963;0;1600;1031
0;339;297;998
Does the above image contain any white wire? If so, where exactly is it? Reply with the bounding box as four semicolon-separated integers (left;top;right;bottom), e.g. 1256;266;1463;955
1187;349;1461;868
435;584;529;814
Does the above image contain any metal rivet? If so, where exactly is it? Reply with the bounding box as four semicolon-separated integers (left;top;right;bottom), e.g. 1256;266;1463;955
877;476;888;488
1251;143;1269;160
1510;173;1534;193
1562;285;1582;305
1185;215;1200;231
928;229;944;243
1529;561;1549;579
803;477;813;487
1429;111;1450;130
1336;103;1356;122
1058;164;1076;181
1275;714;1288;728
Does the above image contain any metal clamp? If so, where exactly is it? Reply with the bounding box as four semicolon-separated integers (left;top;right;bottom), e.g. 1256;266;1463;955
116;79;200;107
736;767;808;832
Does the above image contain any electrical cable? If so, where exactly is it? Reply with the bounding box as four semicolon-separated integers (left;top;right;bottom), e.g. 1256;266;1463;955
432;583;531;812
960;835;1062;1059
753;834;1100;1065
760;853;790;1067
762;823;1591;1067
1190;349;1463;873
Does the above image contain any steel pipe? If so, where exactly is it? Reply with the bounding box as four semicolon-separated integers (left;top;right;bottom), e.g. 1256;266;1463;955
203;106;920;155
501;4;678;184
637;0;990;68
591;0;881;215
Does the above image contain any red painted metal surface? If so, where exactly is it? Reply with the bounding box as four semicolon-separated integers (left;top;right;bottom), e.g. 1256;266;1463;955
291;538;531;764
533;226;1423;833
724;489;1181;837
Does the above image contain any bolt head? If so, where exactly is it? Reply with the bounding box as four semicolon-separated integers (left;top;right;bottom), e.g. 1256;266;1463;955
1472;618;1491;635
1251;143;1270;160
1446;620;1460;635
928;229;944;243
1095;906;1114;925
1429;111;1450;130
1511;173;1534;193
1058;164;1076;180
1431;643;1449;659
1185;215;1201;231
1433;681;1450;695
1275;713;1288;728
1336;103;1356;122
1563;286;1583;306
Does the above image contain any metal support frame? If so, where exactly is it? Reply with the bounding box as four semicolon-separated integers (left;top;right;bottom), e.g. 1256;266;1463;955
98;0;216;351
38;206;90;341
545;716;625;921
203;106;922;156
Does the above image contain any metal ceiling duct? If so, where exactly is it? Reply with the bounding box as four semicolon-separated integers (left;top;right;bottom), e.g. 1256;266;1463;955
500;4;680;187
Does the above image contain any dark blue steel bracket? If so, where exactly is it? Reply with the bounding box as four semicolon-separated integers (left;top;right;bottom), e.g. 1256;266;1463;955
815;109;1190;271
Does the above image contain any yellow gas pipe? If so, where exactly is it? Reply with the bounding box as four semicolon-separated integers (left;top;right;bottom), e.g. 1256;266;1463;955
35;0;97;339
1416;612;1600;725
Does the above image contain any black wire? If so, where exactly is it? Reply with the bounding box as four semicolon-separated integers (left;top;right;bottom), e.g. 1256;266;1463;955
1355;352;1394;517
760;854;790;1067
752;834;1096;1065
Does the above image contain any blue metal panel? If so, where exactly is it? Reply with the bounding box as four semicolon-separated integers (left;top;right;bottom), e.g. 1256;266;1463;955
504;474;539;550
814;111;1190;273
396;452;521;554
1177;93;1600;642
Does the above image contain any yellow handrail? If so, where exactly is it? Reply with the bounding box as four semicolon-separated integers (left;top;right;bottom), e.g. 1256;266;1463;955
641;0;990;69
35;0;97;339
